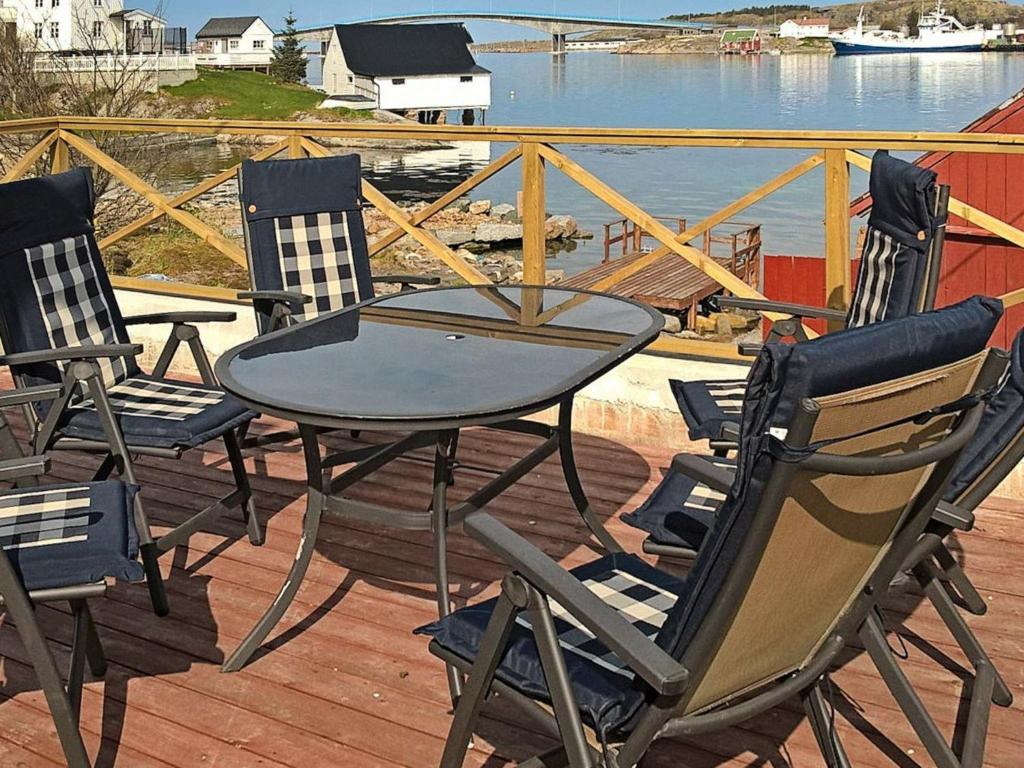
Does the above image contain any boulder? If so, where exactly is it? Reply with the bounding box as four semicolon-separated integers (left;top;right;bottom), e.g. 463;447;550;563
448;197;472;213
544;214;578;240
474;221;523;243
694;315;718;335
435;228;476;246
661;313;683;334
456;248;480;264
491;203;518;221
545;269;566;284
468;199;492;215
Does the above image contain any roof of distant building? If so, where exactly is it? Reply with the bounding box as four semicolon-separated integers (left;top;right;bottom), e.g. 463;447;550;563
332;23;490;77
721;29;759;42
196;16;264;39
785;17;831;26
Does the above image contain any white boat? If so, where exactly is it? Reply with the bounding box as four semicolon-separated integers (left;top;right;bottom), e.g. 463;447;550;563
831;4;991;54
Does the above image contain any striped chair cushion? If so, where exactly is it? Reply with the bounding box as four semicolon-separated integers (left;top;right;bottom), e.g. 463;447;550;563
25;234;127;388
0;481;143;591
622;455;735;551
54;374;255;450
417;553;689;735
846;226;903;328
276;212;363;321
669;377;746;441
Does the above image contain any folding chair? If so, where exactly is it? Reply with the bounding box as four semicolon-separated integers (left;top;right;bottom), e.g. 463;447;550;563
673;151;949;449
0;168;262;617
0;452;142;768
237;153;439;335
418;295;1004;768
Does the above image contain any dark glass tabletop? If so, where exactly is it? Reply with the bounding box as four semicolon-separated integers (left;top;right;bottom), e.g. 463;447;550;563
216;286;664;429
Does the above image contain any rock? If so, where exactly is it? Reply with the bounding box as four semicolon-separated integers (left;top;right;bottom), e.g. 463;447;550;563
474;222;523;243
456;248;480;263
661;313;683;334
364;219;383;235
545;269;565;284
544;214;577;240
715;314;733;337
435;228;476;246
709;311;752;332
448;197;472;213
694;315;718;335
491;203;517;221
105;251;132;275
468;199;492;215
574;229;595;240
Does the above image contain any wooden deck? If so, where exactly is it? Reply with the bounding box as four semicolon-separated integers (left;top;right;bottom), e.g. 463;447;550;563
1;407;1023;767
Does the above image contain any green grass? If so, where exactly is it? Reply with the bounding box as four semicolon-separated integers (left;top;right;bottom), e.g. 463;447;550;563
160;69;326;119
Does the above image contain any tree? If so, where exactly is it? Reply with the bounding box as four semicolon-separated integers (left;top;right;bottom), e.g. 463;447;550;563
271;12;307;84
905;9;919;36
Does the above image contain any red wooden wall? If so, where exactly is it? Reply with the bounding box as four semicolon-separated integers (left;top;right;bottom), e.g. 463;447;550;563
762;89;1024;348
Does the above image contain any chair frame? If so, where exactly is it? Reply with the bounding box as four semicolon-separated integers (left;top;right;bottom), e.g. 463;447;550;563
0;314;262;617
0;454;114;768
432;359;999;768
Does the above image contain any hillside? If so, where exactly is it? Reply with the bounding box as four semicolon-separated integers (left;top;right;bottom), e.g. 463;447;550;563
671;0;1024;31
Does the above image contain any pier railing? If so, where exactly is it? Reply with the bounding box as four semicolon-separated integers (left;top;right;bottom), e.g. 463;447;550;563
3;115;1024;360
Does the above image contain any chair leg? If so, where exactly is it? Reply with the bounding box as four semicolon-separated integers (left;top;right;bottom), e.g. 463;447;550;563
440;589;521;768
933;543;987;615
223;428;262;546
802;679;851;768
0;561;91;767
860;611;962;768
70;600;107;677
914;559;1013;707
432;431;462;703
138;514;169;617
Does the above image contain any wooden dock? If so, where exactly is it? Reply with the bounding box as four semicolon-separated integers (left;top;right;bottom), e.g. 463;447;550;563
559;219;760;325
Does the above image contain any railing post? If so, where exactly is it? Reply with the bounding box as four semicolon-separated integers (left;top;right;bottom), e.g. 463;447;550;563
521;142;546;286
50;133;70;175
288;135;306;159
824;148;851;331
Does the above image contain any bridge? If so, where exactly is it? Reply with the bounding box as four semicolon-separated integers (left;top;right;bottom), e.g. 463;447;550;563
290;11;711;54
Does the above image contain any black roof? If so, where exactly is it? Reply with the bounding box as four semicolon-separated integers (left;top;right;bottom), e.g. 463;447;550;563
196;16;263;39
332;23;489;77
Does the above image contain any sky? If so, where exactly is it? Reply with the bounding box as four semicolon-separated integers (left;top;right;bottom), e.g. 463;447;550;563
159;0;744;42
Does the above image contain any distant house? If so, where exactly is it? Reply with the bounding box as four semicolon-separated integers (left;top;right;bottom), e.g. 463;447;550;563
779;17;831;38
720;29;762;54
0;0;181;54
321;23;491;123
194;16;274;70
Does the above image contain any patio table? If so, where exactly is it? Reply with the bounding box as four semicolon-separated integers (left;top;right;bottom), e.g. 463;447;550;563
214;285;663;680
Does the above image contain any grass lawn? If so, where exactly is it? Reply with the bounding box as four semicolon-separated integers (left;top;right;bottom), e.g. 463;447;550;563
161;69;328;120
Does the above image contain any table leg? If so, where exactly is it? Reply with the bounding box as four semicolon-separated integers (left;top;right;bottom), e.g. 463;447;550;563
557;397;622;553
433;429;463;703
222;425;325;672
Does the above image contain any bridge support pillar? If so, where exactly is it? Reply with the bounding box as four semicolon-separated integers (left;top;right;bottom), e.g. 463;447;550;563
552;33;566;54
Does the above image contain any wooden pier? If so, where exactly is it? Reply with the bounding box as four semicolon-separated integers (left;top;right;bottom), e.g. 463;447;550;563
559;217;760;326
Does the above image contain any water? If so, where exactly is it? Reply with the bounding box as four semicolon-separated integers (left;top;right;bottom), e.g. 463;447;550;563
165;52;1024;275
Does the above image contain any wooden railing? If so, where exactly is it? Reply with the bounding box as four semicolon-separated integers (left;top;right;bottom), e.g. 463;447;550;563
3;116;1024;359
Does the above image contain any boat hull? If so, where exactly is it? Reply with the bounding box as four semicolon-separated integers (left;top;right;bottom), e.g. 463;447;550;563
832;40;985;54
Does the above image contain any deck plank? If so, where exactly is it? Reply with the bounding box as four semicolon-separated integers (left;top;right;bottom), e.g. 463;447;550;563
1;405;1022;766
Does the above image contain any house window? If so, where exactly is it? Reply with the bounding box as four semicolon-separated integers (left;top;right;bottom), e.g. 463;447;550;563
391;78;405;85
49;21;58;38
35;0;43;7
34;22;43;39
252;39;264;49
93;0;102;5
51;0;59;6
460;75;473;83
142;19;152;36
229;39;239;49
347;75;353;83
92;21;103;37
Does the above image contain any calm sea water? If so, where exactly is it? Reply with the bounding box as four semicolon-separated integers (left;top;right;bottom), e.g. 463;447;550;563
173;52;1024;274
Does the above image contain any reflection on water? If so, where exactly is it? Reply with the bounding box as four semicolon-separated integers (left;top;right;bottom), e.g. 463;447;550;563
159;52;1024;275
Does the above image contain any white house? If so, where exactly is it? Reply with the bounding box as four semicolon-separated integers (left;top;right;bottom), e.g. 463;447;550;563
321;23;491;123
779;17;831;38
194;16;274;69
0;0;174;53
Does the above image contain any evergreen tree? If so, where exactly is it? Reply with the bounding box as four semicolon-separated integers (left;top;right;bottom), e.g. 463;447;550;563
271;12;307;84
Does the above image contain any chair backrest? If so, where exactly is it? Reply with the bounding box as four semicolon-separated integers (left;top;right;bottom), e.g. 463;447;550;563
0;168;137;396
653;296;1003;716
944;326;1024;509
238;154;375;332
845;151;948;328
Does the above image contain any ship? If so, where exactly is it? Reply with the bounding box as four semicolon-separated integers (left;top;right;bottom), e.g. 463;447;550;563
830;3;994;54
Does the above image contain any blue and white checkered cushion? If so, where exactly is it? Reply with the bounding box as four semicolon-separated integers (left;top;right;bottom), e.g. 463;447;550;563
0;481;143;591
417;553;689;736
622;455;735;551
275;212;363;321
669;377;746;442
25;234;128;388
54;374;255;450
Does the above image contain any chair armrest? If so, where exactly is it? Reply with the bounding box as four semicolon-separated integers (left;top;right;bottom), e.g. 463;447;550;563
737;342;763;357
719;297;847;322
931;500;975;532
371;274;441;287
0;383;64;408
0;344;143;367
670;454;734;493
123;311;236;325
465;512;690;696
0;456;50;481
237;290;312;305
